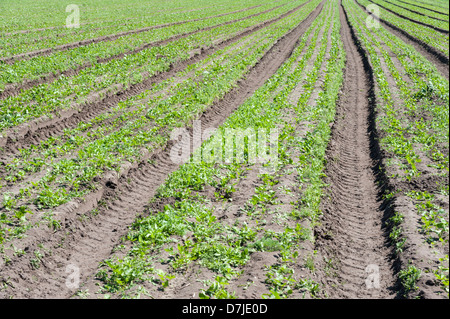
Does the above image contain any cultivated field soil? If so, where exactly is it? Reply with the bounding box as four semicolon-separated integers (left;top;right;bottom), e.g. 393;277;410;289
0;0;448;300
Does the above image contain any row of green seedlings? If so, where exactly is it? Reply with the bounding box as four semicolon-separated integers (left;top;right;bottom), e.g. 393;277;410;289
348;2;420;181
0;0;321;253
0;0;293;87
0;0;271;56
93;0;344;299
406;0;450;13
257;2;343;299
0;0;310;132
369;0;449;29
346;0;448;297
356;0;449;56
350;0;449;296
369;12;449;173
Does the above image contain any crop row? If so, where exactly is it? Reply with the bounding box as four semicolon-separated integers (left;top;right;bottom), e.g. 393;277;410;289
0;0;322;249
0;0;310;133
369;0;449;30
380;0;449;21
94;0;344;298
397;0;449;15
356;0;449;57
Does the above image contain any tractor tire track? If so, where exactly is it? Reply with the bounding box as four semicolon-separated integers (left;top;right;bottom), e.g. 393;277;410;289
314;1;398;299
0;1;325;299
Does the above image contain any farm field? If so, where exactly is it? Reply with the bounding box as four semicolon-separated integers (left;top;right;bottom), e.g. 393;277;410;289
0;0;448;300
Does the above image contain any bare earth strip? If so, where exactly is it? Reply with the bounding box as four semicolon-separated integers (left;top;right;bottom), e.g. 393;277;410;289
314;1;397;299
0;1;324;299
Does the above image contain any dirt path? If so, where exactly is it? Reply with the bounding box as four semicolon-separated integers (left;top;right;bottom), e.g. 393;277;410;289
315;1;397;299
0;1;324;299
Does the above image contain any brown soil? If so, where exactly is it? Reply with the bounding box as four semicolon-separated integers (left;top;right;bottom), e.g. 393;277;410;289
314;2;398;299
0;1;324;299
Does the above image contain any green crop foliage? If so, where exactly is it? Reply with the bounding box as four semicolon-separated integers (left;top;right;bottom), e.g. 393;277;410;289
1;0;447;300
